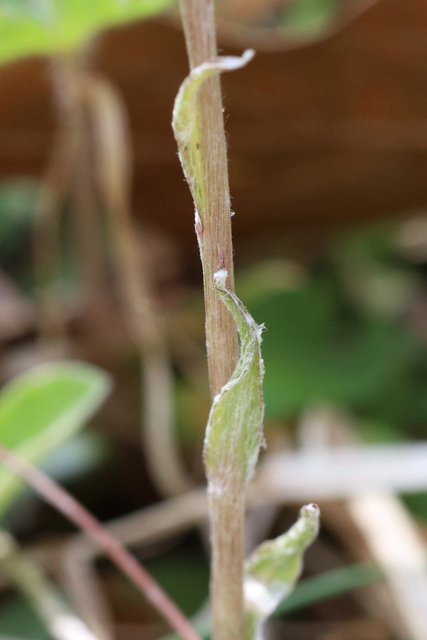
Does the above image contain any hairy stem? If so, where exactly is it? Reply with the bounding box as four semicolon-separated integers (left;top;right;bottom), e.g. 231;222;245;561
177;2;244;639
178;0;239;399
209;491;245;640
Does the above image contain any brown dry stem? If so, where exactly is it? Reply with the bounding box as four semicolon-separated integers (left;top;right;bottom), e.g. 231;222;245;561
177;2;244;639
178;0;239;400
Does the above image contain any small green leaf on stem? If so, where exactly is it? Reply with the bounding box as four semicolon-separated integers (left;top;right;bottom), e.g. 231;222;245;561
203;268;264;492
244;503;320;640
172;50;254;229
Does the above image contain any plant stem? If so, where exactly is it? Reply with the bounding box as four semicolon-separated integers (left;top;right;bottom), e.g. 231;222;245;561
177;2;244;640
33;56;80;341
209;491;245;640
0;444;201;640
178;0;239;399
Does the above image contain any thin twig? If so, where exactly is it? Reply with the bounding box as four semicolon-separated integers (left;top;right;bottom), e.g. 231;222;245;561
33;56;81;341
350;493;427;640
0;444;201;640
84;74;193;498
69;69;108;317
60;540;114;640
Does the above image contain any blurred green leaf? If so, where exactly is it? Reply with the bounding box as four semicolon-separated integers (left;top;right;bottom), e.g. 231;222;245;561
249;275;416;418
144;546;210;617
0;179;38;268
0;362;111;514
276;562;382;615
356;418;404;444
330;225;419;319
0;594;49;640
283;0;338;35
41;431;109;482
402;492;427;522
159;561;382;640
0;0;173;65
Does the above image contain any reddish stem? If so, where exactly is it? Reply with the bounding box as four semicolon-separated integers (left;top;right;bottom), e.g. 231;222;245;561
0;444;201;640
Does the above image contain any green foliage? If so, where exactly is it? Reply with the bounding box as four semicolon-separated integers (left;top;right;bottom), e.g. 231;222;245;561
144;544;210;617
235;225;423;425
40;431;109;482
249;274;415;419
277;562;382;616
172;50;253;228
283;0;338;35
330;225;419;319
402;492;427;522
176;225;427;451
244;504;320;640
0;0;173;65
0;594;49;640
0;362;111;514
203;269;264;489
158;560;382;640
0;179;38;269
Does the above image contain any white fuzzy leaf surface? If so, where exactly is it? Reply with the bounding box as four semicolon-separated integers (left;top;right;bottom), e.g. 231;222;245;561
244;503;320;640
203;268;264;493
172;50;254;227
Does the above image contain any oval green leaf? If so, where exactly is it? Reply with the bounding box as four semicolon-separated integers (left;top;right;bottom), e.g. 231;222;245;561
0;361;111;514
0;0;173;65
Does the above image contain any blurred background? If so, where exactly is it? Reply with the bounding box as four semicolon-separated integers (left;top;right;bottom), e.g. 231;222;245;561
1;0;427;639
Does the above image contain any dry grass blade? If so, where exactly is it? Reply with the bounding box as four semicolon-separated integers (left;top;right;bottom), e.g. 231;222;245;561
33;57;81;341
297;407;427;640
257;442;427;501
350;493;427;640
85;73;193;498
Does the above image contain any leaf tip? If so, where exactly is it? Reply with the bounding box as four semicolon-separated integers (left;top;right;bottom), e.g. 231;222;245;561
242;48;256;64
300;502;320;520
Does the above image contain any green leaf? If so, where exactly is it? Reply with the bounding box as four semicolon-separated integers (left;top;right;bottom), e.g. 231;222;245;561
277;562;382;616
283;0;338;36
244;503;320;640
0;594;49;640
248;276;416;419
203;269;265;490
0;0;173;65
172;50;254;228
329;225;419;319
158;561;382;640
0;179;39;267
143;544;210;617
0;361;111;514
